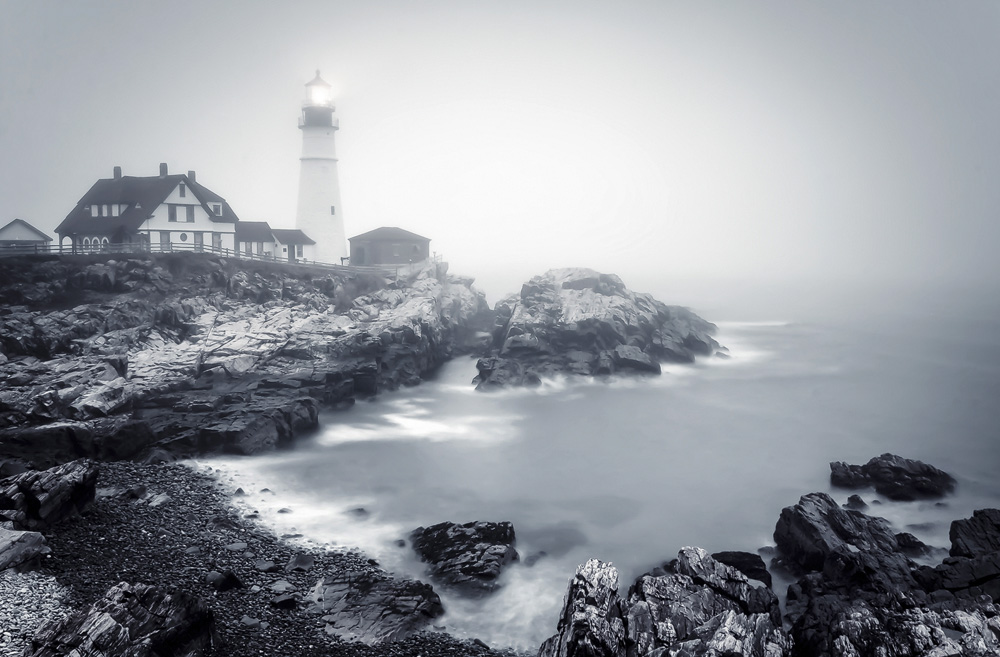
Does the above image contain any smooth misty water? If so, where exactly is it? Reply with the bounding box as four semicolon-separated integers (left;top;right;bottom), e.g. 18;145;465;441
202;284;1000;651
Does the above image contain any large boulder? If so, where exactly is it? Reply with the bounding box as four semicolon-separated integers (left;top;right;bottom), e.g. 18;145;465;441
830;453;957;501
24;581;216;657
409;520;519;595
475;268;718;389
307;568;444;644
949;508;1000;558
0;460;99;531
0;527;48;571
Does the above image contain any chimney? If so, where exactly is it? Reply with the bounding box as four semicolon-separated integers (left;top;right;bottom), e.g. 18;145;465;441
113;166;122;180
187;170;196;183
159;162;168;177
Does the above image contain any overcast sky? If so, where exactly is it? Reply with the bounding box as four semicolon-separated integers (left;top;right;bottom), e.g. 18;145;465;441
2;1;998;299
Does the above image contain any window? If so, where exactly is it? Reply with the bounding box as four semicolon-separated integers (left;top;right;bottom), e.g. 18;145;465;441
244;242;252;255
256;242;264;254
179;183;186;198
111;205;119;217
101;204;108;216
330;206;335;215
296;244;303;257
212;204;222;215
160;231;170;248
91;205;98;217
212;232;222;249
186;206;194;222
179;233;188;242
168;206;177;222
194;232;203;251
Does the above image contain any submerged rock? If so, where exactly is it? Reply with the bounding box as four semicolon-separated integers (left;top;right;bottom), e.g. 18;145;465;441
25;581;216;656
307;569;444;644
409;520;519;595
475;268;718;389
830;453;957;500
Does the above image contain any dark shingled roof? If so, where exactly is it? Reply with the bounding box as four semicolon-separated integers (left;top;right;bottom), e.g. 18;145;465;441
0;218;52;241
349;226;429;243
235;221;274;243
55;172;239;237
271;228;316;245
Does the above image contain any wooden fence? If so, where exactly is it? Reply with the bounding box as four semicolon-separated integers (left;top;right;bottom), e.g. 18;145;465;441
0;241;433;278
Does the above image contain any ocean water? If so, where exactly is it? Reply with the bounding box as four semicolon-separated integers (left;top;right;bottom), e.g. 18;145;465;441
200;282;1000;651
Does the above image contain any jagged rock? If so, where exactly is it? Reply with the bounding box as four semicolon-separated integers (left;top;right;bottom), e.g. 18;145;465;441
0;527;48;570
710;550;773;588
409;520;519;595
24;581;216;656
474;268;718;389
830;453;957;500
776;495;1000;656
538;559;626;657
949;508;1000;558
773;492;904;579
307;569;444;644
0;460;99;531
539;551;790;657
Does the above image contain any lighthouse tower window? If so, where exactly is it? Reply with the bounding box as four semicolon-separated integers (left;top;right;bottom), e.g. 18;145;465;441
330;206;336;215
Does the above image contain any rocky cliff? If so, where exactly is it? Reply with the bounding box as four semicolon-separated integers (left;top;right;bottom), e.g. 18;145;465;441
0;253;492;467
474;268;719;389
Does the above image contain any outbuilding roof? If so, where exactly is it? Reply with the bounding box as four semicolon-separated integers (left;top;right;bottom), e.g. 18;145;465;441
271;228;316;245
349;226;429;243
0;218;52;241
235;221;274;243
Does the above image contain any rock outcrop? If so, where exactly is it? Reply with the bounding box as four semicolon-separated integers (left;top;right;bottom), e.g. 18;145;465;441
0;459;98;531
0;254;492;465
915;508;1000;603
474;268;718;389
409;520;519;595
829;453;957;500
539;549;790;657
24;581;216;657
307;568;444;644
775;493;1000;657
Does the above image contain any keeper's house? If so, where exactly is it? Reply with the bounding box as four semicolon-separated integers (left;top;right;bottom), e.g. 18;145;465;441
55;164;238;252
0;218;52;250
348;227;430;266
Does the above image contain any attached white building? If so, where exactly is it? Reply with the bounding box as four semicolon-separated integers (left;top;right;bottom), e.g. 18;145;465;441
56;164;238;252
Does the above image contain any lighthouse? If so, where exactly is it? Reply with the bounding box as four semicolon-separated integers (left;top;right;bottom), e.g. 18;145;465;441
294;71;347;264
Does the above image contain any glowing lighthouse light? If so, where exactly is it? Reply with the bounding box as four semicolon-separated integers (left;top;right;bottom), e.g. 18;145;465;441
306;70;333;106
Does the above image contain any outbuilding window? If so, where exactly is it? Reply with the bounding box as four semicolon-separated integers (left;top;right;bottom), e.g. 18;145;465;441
179;183;186;198
168;206;177;222
186;206;195;222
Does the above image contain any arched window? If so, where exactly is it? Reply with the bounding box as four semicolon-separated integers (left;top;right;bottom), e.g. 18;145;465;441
82;237;91;249
101;237;110;251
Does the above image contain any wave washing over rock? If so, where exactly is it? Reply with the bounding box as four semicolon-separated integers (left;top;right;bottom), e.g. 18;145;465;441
473;268;721;389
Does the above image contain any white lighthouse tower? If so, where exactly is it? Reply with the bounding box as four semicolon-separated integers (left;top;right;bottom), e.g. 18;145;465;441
295;71;347;264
